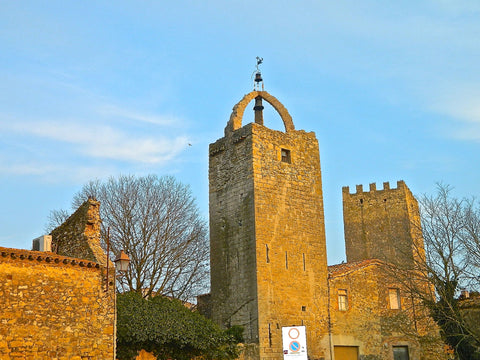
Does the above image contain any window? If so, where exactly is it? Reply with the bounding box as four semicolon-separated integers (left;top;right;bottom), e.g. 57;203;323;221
281;148;291;163
393;346;409;360
389;288;401;309
338;289;348;311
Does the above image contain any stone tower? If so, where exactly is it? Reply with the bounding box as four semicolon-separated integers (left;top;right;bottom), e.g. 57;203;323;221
342;180;425;268
209;89;330;360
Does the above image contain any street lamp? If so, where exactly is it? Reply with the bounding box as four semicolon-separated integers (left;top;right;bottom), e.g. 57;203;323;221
114;250;130;272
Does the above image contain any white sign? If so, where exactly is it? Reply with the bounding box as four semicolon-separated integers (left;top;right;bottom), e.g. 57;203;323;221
282;326;308;360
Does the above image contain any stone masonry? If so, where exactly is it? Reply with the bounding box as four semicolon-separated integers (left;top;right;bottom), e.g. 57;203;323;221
0;199;115;359
328;259;446;360
50;198;108;266
342;181;425;269
209;90;329;360
207;86;447;360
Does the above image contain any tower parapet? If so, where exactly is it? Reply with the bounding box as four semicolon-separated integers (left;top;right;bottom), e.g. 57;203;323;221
342;180;407;195
342;180;424;268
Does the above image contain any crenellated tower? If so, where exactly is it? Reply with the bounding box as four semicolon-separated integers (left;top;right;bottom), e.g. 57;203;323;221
342;180;425;268
209;79;330;359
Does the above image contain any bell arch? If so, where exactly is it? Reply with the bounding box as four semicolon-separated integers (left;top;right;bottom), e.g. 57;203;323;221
224;91;295;135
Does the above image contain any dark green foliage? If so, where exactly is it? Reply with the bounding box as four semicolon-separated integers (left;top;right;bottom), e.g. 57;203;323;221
225;325;245;344
429;281;480;360
418;184;480;359
116;292;241;360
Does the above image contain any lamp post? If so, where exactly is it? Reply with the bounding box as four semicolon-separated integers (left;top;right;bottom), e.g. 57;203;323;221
105;226;131;292
112;249;130;360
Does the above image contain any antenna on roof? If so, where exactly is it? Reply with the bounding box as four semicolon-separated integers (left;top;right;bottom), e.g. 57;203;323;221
252;56;264;91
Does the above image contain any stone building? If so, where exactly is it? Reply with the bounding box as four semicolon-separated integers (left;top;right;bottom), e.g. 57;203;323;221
206;77;446;360
328;259;442;360
0;198;116;359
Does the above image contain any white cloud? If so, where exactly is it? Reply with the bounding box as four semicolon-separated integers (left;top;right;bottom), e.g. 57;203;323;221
0;161;57;176
427;86;480;142
453;127;480;142
0;119;190;164
438;96;480;125
98;105;179;126
0;158;119;184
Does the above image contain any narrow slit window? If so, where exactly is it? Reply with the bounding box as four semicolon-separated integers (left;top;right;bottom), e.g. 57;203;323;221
303;253;306;271
281;148;291;163
266;244;270;263
268;323;272;347
285;251;288;269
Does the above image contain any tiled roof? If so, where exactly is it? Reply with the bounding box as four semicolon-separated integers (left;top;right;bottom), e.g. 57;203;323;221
328;258;384;277
0;246;100;268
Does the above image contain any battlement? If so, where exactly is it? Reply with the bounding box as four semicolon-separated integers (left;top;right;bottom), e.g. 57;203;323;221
342;179;423;268
342;180;406;195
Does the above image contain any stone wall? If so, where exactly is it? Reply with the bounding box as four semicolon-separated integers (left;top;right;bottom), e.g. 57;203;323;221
251;124;329;360
328;260;447;360
51;198;108;266
0;248;115;359
0;198;115;359
209;122;259;342
342;181;425;268
459;294;480;345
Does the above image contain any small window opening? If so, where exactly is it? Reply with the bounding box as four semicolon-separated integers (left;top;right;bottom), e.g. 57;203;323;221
338;289;348;311
359;198;363;204
389;288;401;309
303;253;306;271
301;306;306;311
285;251;288;269
266;244;270;263
281;148;291;163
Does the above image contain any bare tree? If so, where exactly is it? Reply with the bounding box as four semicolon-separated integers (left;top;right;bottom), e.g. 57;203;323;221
45;208;70;233
461;198;480;281
389;184;480;359
48;174;209;301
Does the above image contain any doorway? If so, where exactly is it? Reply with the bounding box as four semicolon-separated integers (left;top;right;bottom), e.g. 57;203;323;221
334;346;359;360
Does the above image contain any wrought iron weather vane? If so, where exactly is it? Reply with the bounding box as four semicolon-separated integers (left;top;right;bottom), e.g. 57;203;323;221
253;56;264;91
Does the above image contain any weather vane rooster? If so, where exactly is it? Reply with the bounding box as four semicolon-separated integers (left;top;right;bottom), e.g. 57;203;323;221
253;56;264;90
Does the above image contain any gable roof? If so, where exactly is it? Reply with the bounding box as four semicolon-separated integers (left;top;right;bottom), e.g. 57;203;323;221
328;258;384;277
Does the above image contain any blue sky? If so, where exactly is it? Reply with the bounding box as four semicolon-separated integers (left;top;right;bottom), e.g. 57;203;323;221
1;1;479;265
